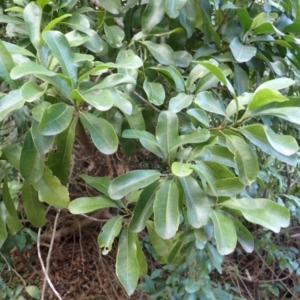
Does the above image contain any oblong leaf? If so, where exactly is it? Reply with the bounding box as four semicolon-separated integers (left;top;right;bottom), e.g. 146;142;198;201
169;93;194;113
210;210;237;255
232;218;254;253
22;180;46;227
143;78;165;106
10;61;56;79
221;198;290;233
97;0;122;14
229;37;257;63
108;170;161;200
80;89;114;111
79;112;118;155
0;90;25;122
141;0;165;34
154;179;179;239
143;41;174;65
38;103;74;136
31;119;54;155
116;227;140;296
98;215;123;255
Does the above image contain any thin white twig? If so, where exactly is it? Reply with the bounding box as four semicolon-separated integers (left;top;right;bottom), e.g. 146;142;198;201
38;210;63;300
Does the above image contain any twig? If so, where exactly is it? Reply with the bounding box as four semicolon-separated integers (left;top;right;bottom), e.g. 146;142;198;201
133;91;161;113
38;219;63;300
0;251;26;287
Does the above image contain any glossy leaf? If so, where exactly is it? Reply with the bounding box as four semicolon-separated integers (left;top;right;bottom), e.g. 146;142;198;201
47;118;76;184
80;89;114;111
226;135;259;186
165;0;187;18
22;180;46;227
130;180;160;232
108;170;161;200
156;110;179;164
210;210;237;255
141;0;165;34
248;88;288;110
3;175;22;232
10;61;56;79
98;216;123;255
232;218;254;253
116;227;140;296
98;0;122;14
256;78;295;91
23;2;42;50
38;103;74;136
154;179;179;239
20;129;44;184
187;108;210;127
0;213;8;248
104;24;125;48
144;41;174;65
31;119;54;155
0;40;17;89
179;176;211;228
80;175;111;196
221;198;290;233
80;112;118;155
143;78;165;106
69;196;118;214
229;37;257;62
233;64;249;96
32;166;70;209
172;162;193;177
169;93;194;113
1;144;21;170
21;82;47;103
43;31;77;88
0;90;25;122
134;235;148;276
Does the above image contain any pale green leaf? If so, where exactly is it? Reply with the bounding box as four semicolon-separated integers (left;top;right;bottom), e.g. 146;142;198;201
134;235;148;276
10;61;56;79
104;24;125;48
171;162;193;177
165;0;187;18
80;89;114;111
116;227;140;296
21;82;47;103
256;78;295;91
25;285;41;299
169;93;194;113
154;179;179;239
143;78;165;106
69;196;119;214
38;103;74;136
210;210;237;255
31;120;54;155
229;37;257;63
32;166;70;209
232;218;254;253
0;90;25;122
97;0;122;14
141;0;165;34
80;112;118;155
108;170;161;200
80;175;111;196
143;41;174;65
98;216;123;255
221;198;290;233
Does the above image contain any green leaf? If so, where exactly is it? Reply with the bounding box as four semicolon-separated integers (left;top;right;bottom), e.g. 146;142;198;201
21;82;47;103
25;285;41;299
179;176;211;228
38;103;74;136
80;175;111;196
141;0;165;34
165;0;187;18
156;110;179;164
43;14;72;31
1;144;21;170
32;102;51;122
146;220;171;257
31;119;54;155
97;0;122;14
3;175;22;232
108;170;161;200
172;162;193;177
232;218;254;253
143;41;174;65
248;88;288;110
69;196;119;214
221;198;290;233
22;181;46;227
32;166;70;209
194;91;227;118
240;125;298;166
20;129;44;184
143;78;165;106
151;65;185;92
154;179;179;239
256;78;295;91
2;41;35;57
43;31;77;88
112;90;133;115
104;24;125;48
0;90;25;122
129;180;160;232
229;37;257;63
233;64;249;96
23;2;42;50
0;40;17;89
98;216;123;255
187;108;210;127
169;93;194;113
225;135;259;186
134;235;148;276
210;210;237;255
116;227;140;296
10;61;56;79
79;89;114;111
0;213;8;248
79;112;118;155
174;50;192;68
47;118;76;185
205;145;235;168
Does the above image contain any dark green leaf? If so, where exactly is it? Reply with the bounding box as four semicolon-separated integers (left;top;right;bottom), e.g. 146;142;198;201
31;119;54;155
232;218;254;253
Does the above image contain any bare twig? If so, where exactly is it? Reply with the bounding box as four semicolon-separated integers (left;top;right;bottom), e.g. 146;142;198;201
133;91;161;113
